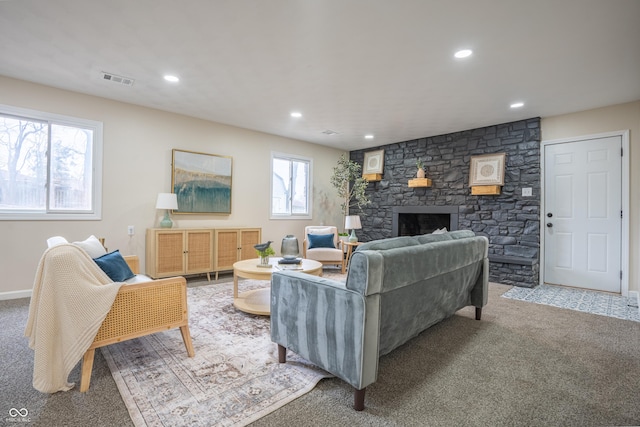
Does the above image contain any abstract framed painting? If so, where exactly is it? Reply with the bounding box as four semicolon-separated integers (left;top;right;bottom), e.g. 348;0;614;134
171;149;232;214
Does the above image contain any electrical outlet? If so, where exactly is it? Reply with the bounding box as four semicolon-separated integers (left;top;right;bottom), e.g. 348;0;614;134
127;225;135;236
522;188;532;197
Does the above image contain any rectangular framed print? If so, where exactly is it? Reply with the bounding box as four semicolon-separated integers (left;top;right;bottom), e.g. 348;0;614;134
469;153;506;186
172;149;233;214
363;149;385;175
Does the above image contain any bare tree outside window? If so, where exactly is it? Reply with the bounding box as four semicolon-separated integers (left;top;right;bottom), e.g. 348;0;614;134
0;106;102;219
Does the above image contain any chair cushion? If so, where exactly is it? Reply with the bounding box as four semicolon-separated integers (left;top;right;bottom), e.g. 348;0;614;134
307;233;336;249
73;235;107;258
306;247;343;261
93;250;135;282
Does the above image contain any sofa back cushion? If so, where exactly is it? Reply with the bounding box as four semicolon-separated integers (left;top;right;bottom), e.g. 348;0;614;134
346;234;488;296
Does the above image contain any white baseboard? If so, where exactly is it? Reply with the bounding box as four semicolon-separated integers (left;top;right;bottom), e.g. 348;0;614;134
0;289;32;301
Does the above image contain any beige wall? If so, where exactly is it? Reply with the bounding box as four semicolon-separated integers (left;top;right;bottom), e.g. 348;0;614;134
542;100;640;293
0;76;345;295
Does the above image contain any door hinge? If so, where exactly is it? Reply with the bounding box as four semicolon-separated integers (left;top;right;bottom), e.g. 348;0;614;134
621;210;623;219
621;147;624;156
620;270;623;280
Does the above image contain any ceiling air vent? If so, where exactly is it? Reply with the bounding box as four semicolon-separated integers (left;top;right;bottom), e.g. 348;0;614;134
101;72;135;87
322;129;339;135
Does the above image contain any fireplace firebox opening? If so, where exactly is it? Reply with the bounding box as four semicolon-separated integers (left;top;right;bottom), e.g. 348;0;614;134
392;206;459;237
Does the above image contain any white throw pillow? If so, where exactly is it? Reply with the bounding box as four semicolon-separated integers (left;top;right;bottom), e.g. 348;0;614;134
72;235;107;258
432;227;448;235
46;236;68;248
307;227;334;235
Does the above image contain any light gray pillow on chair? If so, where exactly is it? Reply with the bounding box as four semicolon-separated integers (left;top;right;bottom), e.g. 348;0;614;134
72;235;107;258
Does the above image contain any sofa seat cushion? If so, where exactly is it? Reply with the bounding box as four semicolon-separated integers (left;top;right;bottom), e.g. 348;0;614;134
124;274;153;285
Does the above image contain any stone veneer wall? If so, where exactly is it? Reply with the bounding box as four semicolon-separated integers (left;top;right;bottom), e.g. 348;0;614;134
350;118;541;287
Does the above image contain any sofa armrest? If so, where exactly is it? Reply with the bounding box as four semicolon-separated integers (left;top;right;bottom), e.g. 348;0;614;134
270;271;380;390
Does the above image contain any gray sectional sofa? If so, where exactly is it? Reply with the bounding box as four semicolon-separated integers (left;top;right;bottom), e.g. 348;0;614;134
270;230;489;410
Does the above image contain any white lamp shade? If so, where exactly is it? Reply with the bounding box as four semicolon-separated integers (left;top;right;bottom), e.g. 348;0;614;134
156;193;178;210
345;215;362;230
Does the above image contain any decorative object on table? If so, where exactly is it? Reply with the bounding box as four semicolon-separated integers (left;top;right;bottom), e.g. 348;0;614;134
469;152;506;195
156;193;178;228
280;235;300;259
330;154;371;233
345;215;362;243
254;241;274;267
416;158;426;178
172;149;233;214
362;149;384;181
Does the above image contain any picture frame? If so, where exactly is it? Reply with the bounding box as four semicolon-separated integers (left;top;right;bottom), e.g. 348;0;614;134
172;149;233;214
469;153;506;186
363;149;385;175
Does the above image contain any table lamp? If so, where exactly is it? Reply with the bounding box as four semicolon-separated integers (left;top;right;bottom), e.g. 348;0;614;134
345;215;362;243
156;193;178;228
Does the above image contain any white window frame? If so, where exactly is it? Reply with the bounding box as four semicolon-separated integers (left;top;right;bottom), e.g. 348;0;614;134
270;151;312;220
0;104;103;220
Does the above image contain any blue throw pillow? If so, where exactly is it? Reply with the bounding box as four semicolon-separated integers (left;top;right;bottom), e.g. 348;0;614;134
307;233;336;249
93;250;135;282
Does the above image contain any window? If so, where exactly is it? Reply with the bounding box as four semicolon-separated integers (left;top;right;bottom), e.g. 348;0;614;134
0;105;103;220
271;152;312;219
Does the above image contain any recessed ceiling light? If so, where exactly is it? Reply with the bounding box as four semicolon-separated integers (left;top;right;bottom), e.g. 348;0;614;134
454;49;473;59
364;135;374;140
510;102;525;109
164;75;180;83
290;112;302;118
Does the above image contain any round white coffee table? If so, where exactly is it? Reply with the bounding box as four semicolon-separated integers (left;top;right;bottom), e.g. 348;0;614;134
233;257;323;315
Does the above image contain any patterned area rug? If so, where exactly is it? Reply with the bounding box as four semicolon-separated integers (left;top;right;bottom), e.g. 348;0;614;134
102;278;333;427
502;283;640;322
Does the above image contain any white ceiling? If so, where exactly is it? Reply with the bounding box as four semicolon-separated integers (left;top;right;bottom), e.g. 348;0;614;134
1;0;639;151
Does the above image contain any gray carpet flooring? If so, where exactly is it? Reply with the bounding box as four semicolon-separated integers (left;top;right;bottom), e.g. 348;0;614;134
2;275;639;427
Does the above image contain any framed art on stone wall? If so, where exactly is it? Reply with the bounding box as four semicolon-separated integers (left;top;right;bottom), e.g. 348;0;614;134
363;149;385;175
172;149;233;214
469;153;506;186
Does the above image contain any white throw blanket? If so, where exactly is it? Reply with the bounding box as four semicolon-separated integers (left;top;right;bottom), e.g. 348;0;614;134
24;244;123;393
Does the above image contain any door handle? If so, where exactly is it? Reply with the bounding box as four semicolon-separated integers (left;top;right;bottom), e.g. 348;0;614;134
546;223;553;228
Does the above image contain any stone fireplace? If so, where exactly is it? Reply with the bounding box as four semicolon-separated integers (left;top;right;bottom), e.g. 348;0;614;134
392;206;459;236
349;118;541;288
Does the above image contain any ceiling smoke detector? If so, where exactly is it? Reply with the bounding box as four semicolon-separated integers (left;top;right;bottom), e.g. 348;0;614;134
322;129;339;135
101;72;135;87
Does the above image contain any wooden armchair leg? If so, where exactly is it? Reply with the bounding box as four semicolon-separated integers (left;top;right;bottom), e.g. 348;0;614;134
278;344;287;363
180;325;195;357
80;348;95;392
354;387;366;411
475;307;482;320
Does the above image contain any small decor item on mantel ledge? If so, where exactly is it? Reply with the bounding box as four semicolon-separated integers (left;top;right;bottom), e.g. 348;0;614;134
254;241;275;267
416;158;426;178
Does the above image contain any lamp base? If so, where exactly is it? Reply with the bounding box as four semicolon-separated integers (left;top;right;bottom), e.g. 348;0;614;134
348;229;358;243
160;210;173;228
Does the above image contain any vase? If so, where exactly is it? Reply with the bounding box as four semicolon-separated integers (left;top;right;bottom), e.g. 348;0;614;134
281;235;299;259
259;255;270;266
417;168;425;178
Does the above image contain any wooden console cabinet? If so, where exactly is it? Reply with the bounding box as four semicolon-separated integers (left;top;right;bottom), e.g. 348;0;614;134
146;228;214;280
146;227;261;281
214;228;261;279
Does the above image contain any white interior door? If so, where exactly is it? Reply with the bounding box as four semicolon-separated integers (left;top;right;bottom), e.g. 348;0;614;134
543;135;622;293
